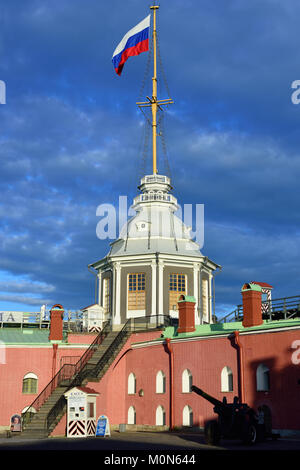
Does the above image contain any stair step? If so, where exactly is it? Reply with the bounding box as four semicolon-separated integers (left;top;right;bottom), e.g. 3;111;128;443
22;329;131;437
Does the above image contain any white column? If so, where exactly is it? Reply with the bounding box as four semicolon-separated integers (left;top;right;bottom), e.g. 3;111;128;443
208;271;213;324
158;260;164;315
114;263;121;326
193;263;200;325
199;266;203;325
151;261;157;317
97;271;102;306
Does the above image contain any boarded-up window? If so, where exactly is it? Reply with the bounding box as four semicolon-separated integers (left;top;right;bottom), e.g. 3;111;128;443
169;273;186;310
128;273;146;310
202;277;209;318
103;278;110;314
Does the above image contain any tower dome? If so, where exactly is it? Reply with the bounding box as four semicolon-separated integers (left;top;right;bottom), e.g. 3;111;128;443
108;174;203;257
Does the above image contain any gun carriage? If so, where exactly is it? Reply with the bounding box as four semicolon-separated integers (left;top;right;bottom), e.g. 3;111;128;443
191;385;259;445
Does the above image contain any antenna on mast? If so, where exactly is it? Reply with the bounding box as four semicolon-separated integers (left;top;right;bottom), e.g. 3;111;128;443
136;3;173;175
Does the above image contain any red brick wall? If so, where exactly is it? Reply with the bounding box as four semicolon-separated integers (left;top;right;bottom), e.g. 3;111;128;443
78;327;300;432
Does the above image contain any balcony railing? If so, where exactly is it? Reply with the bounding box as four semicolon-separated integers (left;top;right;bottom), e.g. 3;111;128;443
217;294;300;324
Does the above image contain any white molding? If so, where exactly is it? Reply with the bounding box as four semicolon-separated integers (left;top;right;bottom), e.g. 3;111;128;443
151;261;157;316
130;324;300;349
97;271;102;306
193;263;200;325
158;261;164;314
126;309;146;318
114;263;121;325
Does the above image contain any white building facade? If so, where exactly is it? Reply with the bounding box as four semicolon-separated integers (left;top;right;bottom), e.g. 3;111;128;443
89;174;221;329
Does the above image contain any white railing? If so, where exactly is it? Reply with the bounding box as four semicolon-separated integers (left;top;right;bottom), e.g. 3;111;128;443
133;193;177;205
0;310;84;329
142;175;170;184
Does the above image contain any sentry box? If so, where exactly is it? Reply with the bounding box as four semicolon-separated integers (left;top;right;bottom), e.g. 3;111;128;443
64;386;99;438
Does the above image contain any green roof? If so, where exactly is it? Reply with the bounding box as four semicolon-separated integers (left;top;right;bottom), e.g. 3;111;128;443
178;295;196;303
162;318;300;339
0;328;51;345
241;283;262;292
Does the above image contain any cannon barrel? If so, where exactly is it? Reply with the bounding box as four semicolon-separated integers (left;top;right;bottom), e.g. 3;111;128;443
191;385;224;408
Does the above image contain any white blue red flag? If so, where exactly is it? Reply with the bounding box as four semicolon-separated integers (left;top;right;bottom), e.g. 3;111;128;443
112;15;150;75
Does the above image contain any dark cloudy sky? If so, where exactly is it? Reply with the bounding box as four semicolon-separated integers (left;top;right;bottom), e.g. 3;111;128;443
0;0;300;316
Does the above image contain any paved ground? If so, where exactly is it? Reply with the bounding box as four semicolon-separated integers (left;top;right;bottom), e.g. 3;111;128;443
0;430;299;455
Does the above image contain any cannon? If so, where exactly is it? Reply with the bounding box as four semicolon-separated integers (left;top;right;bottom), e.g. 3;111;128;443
191;385;259;445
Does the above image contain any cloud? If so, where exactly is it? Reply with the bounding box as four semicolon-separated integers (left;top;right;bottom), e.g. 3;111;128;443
0;0;300;314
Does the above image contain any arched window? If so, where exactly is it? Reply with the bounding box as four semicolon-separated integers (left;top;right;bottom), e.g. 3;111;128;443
155;406;166;426
22;373;38;394
156;371;166;394
128;373;136;395
182;369;192;393
221;366;233;392
128;406;136;425
182;405;193;427
256;364;270;391
21;406;36;427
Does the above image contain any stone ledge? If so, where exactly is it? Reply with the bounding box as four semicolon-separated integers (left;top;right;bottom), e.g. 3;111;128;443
116;424;169;433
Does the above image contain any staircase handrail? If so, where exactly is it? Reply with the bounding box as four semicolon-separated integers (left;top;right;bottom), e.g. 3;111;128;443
46;315;171;431
23;314;171;433
22;323;111;429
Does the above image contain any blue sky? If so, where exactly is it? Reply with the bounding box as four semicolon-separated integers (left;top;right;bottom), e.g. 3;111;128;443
0;0;300;315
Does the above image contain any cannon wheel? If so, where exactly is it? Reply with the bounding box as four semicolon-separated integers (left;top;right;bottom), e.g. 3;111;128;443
242;423;257;445
204;420;220;445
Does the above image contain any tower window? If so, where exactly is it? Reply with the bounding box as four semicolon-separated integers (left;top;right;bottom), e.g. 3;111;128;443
201;277;209;319
103;278;110;314
128;273;146;310
169;273;186;310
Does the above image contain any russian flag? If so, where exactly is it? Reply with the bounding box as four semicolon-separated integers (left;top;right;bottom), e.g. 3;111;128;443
112;15;150;76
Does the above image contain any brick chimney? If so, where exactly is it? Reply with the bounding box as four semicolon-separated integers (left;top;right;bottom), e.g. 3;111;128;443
241;283;263;328
177;295;196;333
49;304;64;342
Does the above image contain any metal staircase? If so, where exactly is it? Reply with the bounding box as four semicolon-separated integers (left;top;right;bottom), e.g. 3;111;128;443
20;315;170;438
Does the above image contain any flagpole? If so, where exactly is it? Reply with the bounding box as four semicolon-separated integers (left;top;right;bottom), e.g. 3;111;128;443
136;4;173;175
150;4;159;175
